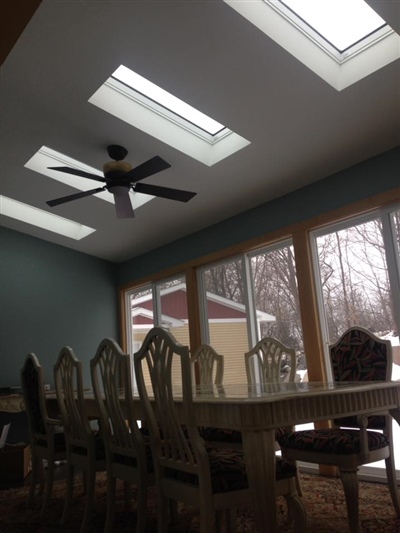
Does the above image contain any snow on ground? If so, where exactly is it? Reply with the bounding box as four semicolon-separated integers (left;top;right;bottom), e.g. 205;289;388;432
392;363;400;380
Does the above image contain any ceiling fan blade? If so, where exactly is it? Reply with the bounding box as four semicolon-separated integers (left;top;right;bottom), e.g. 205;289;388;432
134;182;196;202
48;166;107;183
123;156;171;183
47;187;106;207
113;192;135;218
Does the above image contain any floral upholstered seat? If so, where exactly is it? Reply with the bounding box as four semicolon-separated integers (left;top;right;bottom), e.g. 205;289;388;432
165;446;297;493
279;428;389;454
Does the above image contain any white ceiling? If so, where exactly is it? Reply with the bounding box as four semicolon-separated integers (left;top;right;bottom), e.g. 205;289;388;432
1;0;399;263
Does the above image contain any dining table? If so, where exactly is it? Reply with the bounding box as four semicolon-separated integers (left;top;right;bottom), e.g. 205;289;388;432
45;380;400;533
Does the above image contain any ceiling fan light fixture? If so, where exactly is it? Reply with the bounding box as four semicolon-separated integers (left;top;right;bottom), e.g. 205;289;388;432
103;160;133;175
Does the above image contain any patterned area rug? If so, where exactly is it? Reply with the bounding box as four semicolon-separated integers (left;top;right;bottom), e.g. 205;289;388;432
0;473;399;532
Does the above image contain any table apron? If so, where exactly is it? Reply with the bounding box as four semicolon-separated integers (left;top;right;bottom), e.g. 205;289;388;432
190;386;400;431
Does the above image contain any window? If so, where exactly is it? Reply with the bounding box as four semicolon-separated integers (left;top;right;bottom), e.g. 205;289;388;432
248;240;306;381
125;275;188;387
197;241;306;384
198;257;249;383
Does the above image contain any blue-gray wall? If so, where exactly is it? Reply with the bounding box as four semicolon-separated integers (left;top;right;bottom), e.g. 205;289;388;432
118;147;400;285
0;228;119;388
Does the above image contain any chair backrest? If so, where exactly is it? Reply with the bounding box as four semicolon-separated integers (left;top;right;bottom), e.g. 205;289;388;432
20;353;48;437
54;347;93;449
330;326;392;382
191;344;224;386
134;328;211;486
330;326;392;430
90;338;146;461
245;337;297;385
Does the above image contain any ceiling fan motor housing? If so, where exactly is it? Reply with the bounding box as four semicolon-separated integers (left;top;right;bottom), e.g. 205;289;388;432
107;144;128;161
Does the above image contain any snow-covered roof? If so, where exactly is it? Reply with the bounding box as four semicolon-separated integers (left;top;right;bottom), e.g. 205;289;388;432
132;282;275;322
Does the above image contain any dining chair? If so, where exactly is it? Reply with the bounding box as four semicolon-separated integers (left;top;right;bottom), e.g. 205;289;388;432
20;353;66;514
191;344;224;387
90;337;153;533
278;326;400;532
54;346;106;533
246;336;303;496
244;336;297;385
200;337;302;495
134;327;306;533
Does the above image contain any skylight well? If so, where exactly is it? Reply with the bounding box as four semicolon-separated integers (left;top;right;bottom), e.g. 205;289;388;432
224;0;400;90
113;66;225;136
277;0;387;54
89;66;250;166
0;195;95;240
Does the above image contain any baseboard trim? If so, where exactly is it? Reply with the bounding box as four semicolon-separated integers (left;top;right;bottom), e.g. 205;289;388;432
298;462;400;483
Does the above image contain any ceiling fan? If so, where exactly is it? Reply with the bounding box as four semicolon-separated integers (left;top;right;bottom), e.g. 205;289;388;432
46;145;197;218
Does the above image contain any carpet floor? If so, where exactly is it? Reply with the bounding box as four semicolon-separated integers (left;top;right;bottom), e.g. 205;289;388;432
0;473;399;532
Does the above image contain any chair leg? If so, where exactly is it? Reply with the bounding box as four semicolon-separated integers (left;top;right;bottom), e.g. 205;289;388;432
27;455;40;506
295;468;303;496
157;494;169;533
135;477;148;533
82;469;87;495
384;422;400;518
80;465;96;533
339;468;360;533
284;492;307;533
105;475;116;533
38;459;45;495
168;499;178;524
385;453;400;517
199;506;215;533
225;508;237;533
41;459;55;515
123;480;131;510
61;463;74;525
215;509;224;532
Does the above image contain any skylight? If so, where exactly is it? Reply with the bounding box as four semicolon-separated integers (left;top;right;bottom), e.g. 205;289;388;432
224;0;400;90
24;146;154;211
0;195;95;240
89;66;250;166
279;0;386;53
113;65;225;136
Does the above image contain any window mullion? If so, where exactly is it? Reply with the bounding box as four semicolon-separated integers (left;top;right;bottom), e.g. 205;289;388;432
380;207;400;334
